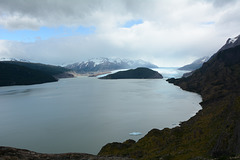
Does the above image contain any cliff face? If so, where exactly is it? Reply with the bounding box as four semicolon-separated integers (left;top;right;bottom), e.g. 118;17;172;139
98;44;240;159
168;45;240;99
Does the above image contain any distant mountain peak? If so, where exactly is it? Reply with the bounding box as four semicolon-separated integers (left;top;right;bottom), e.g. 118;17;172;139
219;34;240;52
178;56;210;71
227;36;239;44
193;56;209;64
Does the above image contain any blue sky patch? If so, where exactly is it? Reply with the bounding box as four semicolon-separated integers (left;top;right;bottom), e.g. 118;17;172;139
122;19;144;28
200;21;215;26
0;26;96;42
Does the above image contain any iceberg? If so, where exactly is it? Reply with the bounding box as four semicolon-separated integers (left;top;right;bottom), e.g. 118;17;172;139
129;132;142;136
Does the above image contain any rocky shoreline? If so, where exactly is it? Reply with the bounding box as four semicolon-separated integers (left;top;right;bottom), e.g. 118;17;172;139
0;146;134;160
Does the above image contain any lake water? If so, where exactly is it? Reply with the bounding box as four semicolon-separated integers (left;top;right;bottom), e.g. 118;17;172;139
0;69;201;154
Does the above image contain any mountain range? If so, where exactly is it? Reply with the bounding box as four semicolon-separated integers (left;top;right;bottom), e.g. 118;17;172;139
0;58;30;62
65;58;158;74
218;35;240;52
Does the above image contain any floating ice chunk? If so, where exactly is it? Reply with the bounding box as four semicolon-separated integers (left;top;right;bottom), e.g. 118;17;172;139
129;132;142;136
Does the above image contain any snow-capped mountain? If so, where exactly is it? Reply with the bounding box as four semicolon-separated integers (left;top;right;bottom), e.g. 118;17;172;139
178;56;210;71
0;57;30;62
65;57;158;73
218;35;240;52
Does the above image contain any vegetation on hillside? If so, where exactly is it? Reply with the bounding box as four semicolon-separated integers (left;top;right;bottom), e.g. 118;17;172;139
1;61;71;77
99;67;163;79
0;62;57;86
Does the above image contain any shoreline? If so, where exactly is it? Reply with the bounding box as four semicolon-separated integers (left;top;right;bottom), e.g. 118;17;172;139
0;146;134;160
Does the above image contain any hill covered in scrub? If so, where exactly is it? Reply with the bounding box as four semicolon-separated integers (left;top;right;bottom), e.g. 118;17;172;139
0;61;74;87
0;62;58;86
98;36;240;160
99;67;163;79
0;146;134;160
1;61;74;79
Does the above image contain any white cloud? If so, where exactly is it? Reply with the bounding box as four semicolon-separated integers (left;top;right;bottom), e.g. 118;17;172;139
0;40;10;56
0;0;239;66
0;13;42;30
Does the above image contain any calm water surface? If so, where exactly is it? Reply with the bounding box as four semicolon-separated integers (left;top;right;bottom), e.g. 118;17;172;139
0;75;201;154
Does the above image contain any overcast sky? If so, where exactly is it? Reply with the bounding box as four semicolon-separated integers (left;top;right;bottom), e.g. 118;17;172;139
0;0;239;67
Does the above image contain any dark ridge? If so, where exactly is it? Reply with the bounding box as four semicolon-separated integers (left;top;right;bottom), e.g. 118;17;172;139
99;67;163;79
1;61;73;78
0;62;57;87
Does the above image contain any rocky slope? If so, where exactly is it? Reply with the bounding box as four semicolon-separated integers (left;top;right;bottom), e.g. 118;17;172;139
99;67;163;79
65;58;158;74
98;35;240;160
218;35;240;52
178;56;209;71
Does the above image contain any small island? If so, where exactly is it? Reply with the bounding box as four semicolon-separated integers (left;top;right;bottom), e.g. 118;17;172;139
99;67;163;79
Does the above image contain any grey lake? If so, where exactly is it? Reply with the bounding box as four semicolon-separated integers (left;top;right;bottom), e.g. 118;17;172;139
0;72;201;154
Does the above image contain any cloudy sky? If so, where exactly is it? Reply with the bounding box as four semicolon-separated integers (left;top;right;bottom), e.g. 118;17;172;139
0;0;239;67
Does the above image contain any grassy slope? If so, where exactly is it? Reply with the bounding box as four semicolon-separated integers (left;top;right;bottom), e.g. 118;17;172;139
98;46;240;160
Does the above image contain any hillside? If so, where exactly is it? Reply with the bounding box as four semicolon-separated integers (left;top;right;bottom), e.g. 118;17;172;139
178;56;209;71
66;58;158;74
1;61;74;79
98;36;240;160
99;67;163;79
0;146;134;160
0;62;57;87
